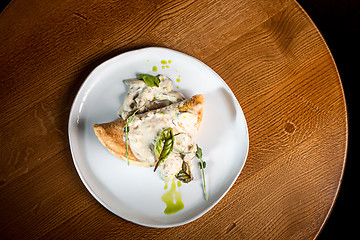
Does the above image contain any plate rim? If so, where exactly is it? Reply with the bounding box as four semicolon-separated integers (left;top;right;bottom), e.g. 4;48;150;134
68;46;249;228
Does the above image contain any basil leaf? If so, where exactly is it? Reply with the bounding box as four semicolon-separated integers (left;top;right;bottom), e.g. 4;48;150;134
153;128;174;172
138;74;160;87
176;161;193;183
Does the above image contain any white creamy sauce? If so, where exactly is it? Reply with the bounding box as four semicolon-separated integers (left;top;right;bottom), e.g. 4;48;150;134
118;75;185;119
128;100;199;181
119;74;201;181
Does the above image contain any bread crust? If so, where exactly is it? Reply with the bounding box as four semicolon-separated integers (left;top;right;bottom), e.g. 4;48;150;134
93;94;204;167
93;118;151;167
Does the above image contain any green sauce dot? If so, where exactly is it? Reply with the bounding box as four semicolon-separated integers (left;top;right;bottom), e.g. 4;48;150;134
161;60;167;64
152;66;157;72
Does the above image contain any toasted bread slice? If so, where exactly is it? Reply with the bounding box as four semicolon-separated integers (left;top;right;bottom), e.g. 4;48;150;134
93;94;204;167
93;117;150;167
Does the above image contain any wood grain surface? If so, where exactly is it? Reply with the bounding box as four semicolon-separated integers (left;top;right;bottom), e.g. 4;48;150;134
0;0;347;239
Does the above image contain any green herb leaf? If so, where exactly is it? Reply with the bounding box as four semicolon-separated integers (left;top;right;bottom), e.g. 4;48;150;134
199;161;206;169
153;128;174;172
138;74;160;87
124;102;146;166
124;124;130;166
196;144;208;201
176;161;193;183
195;145;202;159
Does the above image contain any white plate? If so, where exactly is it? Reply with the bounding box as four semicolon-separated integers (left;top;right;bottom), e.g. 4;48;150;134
68;47;249;228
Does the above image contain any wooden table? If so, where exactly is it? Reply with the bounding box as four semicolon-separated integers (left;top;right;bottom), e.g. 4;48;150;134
0;0;347;239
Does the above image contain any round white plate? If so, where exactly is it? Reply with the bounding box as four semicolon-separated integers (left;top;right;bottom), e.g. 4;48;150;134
68;47;249;228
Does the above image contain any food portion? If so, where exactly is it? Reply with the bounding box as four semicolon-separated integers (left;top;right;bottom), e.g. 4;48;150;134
117;75;185;119
93;74;204;183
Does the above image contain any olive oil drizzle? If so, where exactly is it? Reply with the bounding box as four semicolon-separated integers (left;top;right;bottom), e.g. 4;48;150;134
161;179;184;215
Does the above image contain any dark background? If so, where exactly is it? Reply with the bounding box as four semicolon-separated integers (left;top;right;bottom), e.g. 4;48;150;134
296;0;359;239
1;0;358;239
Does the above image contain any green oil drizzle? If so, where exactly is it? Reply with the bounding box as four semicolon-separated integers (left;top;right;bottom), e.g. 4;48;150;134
160;60;170;69
152;66;158;72
164;181;168;190
161;179;184;215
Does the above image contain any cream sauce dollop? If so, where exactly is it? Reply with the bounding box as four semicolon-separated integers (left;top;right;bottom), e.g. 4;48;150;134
118;75;185;119
128;101;199;181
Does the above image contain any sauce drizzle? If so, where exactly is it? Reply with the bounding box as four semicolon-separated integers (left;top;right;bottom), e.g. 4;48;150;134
161;179;184;215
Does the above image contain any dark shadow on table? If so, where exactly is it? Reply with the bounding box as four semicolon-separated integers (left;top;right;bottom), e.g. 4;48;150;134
297;0;359;239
